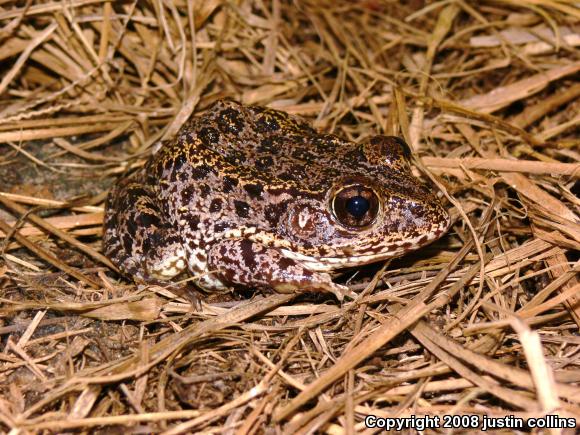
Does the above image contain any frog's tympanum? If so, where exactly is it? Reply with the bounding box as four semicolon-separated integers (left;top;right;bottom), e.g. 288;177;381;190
104;100;450;300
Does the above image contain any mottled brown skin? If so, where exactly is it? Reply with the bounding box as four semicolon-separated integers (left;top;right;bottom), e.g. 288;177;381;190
103;100;450;300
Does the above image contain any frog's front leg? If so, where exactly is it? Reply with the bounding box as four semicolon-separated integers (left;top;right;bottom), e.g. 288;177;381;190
207;238;350;301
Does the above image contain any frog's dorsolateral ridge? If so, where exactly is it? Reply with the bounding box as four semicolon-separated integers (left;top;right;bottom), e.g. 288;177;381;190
103;100;450;300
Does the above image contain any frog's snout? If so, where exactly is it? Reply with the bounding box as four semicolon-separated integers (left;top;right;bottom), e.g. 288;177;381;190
383;195;450;240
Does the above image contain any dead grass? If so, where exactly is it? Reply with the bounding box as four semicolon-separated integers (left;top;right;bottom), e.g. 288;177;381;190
0;0;579;433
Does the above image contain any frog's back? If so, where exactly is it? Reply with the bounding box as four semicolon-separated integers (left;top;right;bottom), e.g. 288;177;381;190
169;100;353;189
139;101;334;248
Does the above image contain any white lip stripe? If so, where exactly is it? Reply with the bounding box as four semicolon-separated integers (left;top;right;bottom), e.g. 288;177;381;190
279;230;443;272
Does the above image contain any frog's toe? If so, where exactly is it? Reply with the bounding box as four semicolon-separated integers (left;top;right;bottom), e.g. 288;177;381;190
167;283;204;311
273;280;352;301
146;251;187;279
327;282;355;301
295;275;354;301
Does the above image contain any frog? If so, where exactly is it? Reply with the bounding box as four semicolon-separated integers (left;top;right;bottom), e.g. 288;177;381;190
103;99;450;301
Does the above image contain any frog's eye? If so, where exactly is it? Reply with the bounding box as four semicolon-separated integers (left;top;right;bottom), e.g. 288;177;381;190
332;185;380;228
346;195;369;218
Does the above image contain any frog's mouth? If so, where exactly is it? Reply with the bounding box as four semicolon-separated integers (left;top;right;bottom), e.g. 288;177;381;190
280;227;447;272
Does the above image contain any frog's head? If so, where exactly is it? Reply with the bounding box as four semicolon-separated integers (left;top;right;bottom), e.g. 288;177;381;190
277;136;451;271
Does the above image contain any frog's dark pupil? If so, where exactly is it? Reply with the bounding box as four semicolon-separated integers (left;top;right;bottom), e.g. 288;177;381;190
346;196;370;218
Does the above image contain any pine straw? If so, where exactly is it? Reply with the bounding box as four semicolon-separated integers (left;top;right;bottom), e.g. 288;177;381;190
0;0;579;433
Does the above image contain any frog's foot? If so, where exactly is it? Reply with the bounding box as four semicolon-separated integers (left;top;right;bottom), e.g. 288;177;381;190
141;242;187;281
164;282;204;311
137;279;203;311
207;238;351;301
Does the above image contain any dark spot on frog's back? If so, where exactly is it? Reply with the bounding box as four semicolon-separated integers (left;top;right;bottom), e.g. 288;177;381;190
188;215;200;231
122;233;134;251
217;107;245;134
198;126;220;145
126;217;139;237
256;156;274;170
190;164;210;180
255;113;280;133
278;256;294;270
214;222;228;232
138;212;160;227
240;239;258;269
210;198;222;212
142;234;153;253
234;200;250;218
226;150;247;166
199;184;211;198
166;150;187;177
264;202;287;226
257;137;278;154
222;175;239;193
244;183;263;199
180;185;196;202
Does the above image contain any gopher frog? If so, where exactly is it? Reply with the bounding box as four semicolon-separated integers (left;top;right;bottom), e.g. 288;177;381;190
104;100;450;300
